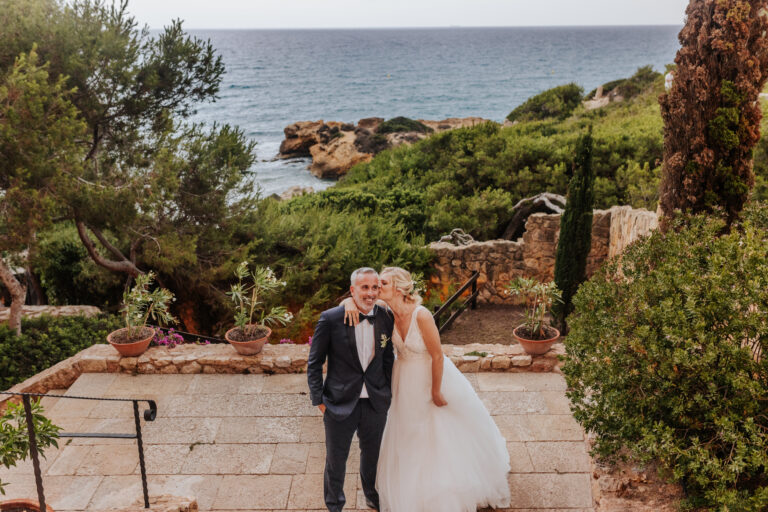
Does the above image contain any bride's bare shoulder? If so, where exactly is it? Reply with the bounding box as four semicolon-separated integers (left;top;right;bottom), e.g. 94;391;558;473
415;306;435;324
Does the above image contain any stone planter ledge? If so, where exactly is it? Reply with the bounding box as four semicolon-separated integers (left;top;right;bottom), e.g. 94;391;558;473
2;342;563;407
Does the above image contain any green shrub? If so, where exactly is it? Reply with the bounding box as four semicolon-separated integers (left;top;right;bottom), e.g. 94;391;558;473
506;83;584;122
30;222;124;308
0;314;122;389
337;91;665;241
376;116;433;134
562;202;768;510
586;66;662;100
243;199;433;337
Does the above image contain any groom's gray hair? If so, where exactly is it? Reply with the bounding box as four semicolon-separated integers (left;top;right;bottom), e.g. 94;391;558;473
350;267;378;286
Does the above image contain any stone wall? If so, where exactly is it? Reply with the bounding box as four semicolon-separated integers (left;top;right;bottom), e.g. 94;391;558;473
1;342;564;410
430;206;656;303
0;305;101;322
608;205;659;258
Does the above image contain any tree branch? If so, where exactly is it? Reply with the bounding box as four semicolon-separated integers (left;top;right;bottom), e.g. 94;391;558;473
75;220;142;277
91;225;129;262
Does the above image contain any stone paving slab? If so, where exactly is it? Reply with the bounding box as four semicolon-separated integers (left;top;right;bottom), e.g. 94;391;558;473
0;373;593;511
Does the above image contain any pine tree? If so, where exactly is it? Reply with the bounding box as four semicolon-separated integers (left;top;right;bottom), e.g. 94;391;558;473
659;0;768;225
553;130;595;332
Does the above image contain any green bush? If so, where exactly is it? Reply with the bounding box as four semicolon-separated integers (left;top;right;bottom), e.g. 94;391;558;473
242;199;433;337
0;314;122;389
30;222;124;308
506;83;584;122
586;66;662;100
376;116;433;134
562;202;768;510
337;90;665;240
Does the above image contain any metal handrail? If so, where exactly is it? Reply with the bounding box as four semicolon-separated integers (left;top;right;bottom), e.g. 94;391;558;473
0;391;157;509
432;271;480;334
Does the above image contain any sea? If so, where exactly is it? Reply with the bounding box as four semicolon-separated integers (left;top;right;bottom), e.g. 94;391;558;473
186;26;683;196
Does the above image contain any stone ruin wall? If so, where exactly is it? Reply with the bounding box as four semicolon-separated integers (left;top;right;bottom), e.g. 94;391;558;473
429;205;658;304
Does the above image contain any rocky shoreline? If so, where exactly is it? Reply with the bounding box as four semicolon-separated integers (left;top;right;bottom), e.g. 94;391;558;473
279;116;490;179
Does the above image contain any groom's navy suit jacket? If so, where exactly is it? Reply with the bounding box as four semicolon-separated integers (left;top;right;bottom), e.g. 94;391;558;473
308;304;395;420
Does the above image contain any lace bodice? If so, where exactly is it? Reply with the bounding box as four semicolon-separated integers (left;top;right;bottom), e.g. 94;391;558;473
392;305;430;360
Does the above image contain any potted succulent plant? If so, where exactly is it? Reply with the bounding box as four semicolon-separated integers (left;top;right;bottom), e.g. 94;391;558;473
225;261;293;355
0;400;60;512
506;277;562;355
107;272;176;357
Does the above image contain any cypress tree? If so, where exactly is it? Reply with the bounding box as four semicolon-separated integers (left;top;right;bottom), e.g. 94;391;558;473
659;0;768;226
553;130;595;332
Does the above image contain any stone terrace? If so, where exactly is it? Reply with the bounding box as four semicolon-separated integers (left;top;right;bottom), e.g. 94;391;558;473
0;372;593;511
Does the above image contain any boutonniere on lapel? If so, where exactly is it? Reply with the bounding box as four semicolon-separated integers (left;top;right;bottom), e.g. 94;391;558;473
380;334;390;348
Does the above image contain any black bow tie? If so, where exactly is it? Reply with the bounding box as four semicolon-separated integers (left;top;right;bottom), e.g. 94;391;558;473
359;312;376;324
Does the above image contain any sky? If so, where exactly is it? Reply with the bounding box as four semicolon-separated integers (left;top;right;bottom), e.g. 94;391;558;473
124;0;691;30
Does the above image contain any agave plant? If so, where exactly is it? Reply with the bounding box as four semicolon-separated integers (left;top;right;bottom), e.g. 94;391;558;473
227;261;293;338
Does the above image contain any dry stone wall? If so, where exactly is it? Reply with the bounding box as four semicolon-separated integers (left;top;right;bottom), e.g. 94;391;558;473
430;205;656;303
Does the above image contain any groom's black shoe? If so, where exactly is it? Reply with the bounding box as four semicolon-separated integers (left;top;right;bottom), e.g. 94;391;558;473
364;498;379;511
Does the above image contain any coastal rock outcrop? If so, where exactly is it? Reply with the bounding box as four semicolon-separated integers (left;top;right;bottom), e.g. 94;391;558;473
279;116;491;179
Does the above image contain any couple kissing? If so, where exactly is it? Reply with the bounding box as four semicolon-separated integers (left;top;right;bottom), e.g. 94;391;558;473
307;266;511;512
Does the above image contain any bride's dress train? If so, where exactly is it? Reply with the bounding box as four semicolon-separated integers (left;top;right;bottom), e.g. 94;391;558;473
376;306;511;512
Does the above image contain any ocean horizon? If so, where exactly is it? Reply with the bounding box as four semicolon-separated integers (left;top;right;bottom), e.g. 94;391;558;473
185;26;682;195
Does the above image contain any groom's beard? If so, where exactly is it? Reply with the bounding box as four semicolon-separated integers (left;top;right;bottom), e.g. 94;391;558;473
353;295;376;315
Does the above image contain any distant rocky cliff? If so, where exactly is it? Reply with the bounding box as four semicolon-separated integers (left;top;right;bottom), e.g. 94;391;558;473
279;117;490;179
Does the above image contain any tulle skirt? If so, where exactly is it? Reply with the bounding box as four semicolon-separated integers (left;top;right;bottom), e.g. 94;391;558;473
377;355;511;512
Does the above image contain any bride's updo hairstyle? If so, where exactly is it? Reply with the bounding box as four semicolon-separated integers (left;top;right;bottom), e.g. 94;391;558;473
381;266;423;305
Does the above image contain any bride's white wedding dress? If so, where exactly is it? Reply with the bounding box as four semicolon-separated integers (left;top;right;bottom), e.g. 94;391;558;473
376;305;511;512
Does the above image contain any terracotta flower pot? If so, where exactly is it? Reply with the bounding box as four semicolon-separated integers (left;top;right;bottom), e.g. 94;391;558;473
0;499;54;512
107;326;155;357
225;325;271;355
512;325;560;355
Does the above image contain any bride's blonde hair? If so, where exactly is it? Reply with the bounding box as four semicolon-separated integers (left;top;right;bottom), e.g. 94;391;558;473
381;267;422;305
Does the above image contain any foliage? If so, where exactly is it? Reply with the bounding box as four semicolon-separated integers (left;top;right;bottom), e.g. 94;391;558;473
339;84;666;241
244;199;433;340
505;277;561;339
30;222;124;308
0;0;261;335
227;262;293;337
376;116;433;134
659;0;768;225
120;272;176;338
586;66;661;100
0;399;61;495
0;47;85;252
562;203;768;510
0;46;87;333
0;314;122;389
506;83;584;122
553;129;595;331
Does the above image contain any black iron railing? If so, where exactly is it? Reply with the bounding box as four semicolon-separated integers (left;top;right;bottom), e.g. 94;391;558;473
0;392;157;509
432;271;480;334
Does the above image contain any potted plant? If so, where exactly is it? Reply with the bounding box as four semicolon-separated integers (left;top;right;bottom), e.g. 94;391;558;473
225;261;293;355
1;400;60;512
107;272;176;357
506;277;562;355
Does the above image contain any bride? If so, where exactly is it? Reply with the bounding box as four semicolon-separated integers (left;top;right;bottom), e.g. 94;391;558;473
344;266;510;512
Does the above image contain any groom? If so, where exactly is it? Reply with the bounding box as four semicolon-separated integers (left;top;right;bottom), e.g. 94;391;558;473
307;267;395;511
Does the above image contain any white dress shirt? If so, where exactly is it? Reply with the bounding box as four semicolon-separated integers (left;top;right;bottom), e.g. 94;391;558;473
354;308;375;398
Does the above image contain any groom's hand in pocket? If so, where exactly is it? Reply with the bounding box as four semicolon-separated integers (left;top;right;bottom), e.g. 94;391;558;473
318;404;327;414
